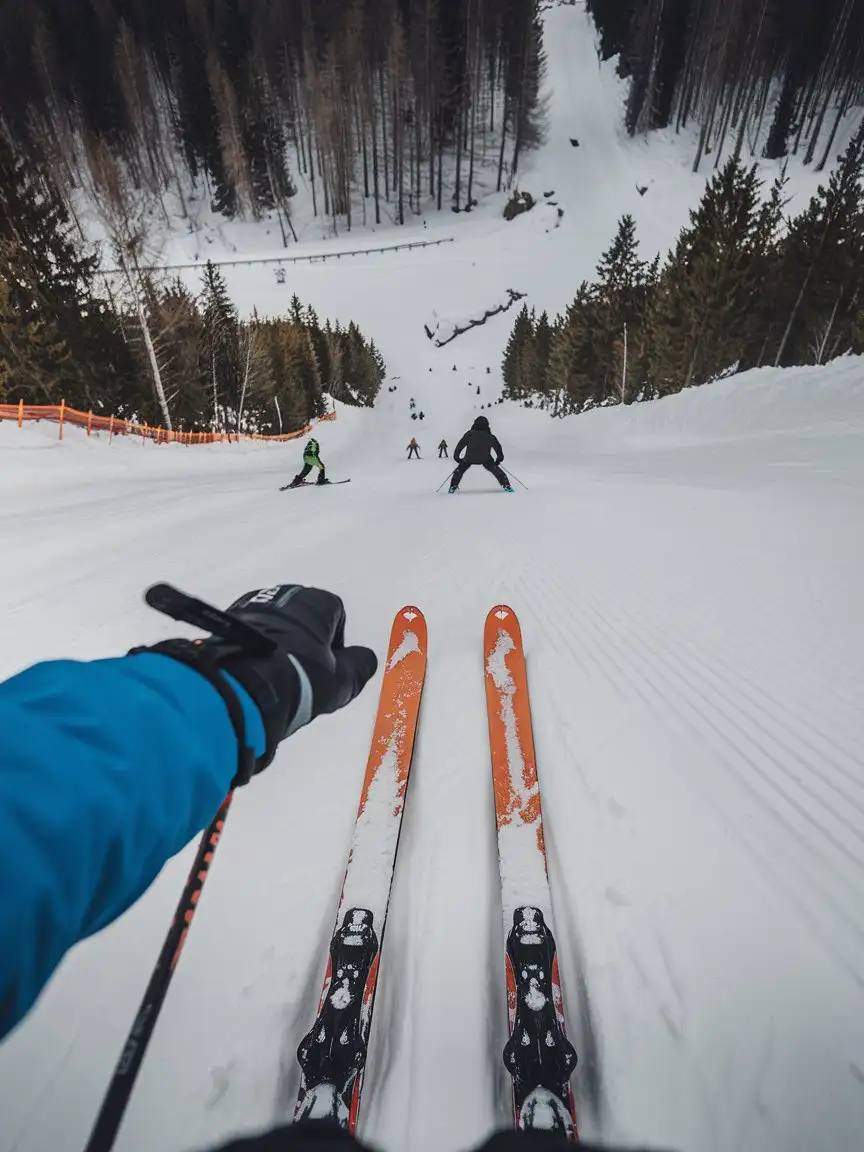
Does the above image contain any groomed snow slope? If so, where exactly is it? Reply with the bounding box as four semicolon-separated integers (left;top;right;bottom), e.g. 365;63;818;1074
2;4;864;1152
2;357;863;1152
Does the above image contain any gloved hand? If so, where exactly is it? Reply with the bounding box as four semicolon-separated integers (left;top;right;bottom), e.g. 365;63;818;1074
134;585;378;786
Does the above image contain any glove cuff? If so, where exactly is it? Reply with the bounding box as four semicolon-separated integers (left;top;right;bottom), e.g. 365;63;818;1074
129;640;258;787
285;654;314;735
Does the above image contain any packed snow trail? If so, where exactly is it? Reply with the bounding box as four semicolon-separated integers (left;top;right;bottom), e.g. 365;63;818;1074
2;3;864;1151
1;357;863;1152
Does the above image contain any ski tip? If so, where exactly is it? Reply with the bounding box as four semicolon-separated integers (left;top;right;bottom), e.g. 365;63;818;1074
387;606;427;661
484;605;523;651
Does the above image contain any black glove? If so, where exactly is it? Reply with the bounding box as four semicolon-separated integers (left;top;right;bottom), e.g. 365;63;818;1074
133;584;377;787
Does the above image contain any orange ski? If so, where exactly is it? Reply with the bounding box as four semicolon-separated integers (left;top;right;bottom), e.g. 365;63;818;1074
295;607;427;1130
484;606;579;1138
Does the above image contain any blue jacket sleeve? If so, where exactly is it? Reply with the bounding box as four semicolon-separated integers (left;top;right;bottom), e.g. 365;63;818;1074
0;652;265;1041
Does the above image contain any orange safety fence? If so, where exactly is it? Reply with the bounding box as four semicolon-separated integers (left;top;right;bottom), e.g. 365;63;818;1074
0;400;336;445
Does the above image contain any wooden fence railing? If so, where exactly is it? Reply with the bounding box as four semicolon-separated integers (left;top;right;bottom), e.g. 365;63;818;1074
0;401;336;445
102;236;455;275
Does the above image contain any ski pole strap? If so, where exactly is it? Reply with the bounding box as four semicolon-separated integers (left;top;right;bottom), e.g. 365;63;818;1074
128;640;257;786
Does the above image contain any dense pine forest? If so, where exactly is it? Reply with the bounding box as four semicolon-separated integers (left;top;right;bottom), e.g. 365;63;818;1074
3;0;864;428
0;132;384;430
503;125;864;414
0;0;546;231
0;0;545;429
588;0;864;171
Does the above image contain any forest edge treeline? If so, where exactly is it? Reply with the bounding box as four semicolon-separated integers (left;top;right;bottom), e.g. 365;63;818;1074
504;127;864;414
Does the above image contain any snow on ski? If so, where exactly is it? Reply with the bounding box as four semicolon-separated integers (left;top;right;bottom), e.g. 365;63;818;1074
294;606;427;1131
484;606;579;1139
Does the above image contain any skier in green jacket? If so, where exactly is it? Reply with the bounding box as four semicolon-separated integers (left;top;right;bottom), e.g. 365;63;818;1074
289;438;329;487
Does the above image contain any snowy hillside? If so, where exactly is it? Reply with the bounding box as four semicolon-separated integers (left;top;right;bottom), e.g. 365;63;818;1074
2;5;864;1152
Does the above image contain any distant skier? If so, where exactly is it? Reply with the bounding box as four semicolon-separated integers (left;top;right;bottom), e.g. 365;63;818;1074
419;411;425;421
450;416;513;493
289;438;329;487
438;440;448;459
407;438;420;460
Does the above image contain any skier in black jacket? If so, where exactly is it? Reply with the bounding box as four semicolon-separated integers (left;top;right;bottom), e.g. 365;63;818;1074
450;416;513;493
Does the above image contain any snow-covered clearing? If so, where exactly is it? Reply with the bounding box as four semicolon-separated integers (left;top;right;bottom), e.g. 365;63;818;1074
2;5;864;1152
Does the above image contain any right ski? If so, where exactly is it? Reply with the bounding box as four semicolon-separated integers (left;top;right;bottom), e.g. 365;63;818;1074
294;606;427;1131
484;606;579;1139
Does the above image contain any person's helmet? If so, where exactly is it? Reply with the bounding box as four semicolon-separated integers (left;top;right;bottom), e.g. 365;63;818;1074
472;416;490;431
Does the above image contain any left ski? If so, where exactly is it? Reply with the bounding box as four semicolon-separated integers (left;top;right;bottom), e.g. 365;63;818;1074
484;605;579;1139
294;606;427;1131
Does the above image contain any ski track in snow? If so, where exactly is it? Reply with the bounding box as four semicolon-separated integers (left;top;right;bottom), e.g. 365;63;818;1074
3;375;862;1152
2;4;864;1152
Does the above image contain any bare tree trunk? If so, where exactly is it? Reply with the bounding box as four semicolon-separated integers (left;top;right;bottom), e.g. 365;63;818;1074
675;0;707;132
510;0;537;183
437;110;444;209
775;264;817;366
636;0;666;137
306;99;318;217
415;109;422;214
694;84;720;171
712;87;737;167
810;289;842;364
296;78;309;175
371;82;381;223
454;97;463;210
358;91;369;199
379;68;390;200
497;98;509;191
731;0;769;160
391;49;404;225
620;323;628;403
427;0;436;199
749;76;772;154
211;346;219;429
127;261;173;430
792;72;821;155
467;49;478;207
237;327;254;430
344;87;353;231
489;47;497;131
317;138;331;220
816;79;853;171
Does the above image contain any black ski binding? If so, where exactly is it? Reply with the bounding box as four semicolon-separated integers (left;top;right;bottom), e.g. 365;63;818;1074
296;908;379;1125
504;906;578;1133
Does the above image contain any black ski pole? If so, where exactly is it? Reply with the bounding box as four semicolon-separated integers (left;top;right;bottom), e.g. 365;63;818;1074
84;793;233;1152
435;468;456;493
504;468;529;491
84;583;276;1151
